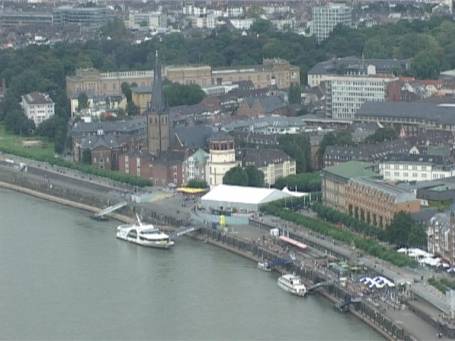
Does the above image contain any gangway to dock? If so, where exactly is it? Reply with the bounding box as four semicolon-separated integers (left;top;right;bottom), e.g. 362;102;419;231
307;280;333;293
93;201;128;219
170;226;201;239
335;295;362;312
266;257;292;268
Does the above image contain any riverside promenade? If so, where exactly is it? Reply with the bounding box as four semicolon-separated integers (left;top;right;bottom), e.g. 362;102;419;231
250;216;454;340
0;157;448;340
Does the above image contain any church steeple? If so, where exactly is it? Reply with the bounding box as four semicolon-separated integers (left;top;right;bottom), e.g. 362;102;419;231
151;50;165;114
147;50;169;157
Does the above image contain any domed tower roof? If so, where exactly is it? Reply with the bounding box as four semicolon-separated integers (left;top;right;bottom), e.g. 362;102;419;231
208;132;234;143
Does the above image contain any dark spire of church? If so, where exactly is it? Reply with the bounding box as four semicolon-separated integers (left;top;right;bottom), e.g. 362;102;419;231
151;50;165;114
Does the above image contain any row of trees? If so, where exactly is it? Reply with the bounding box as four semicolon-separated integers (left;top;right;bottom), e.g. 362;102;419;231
273;173;321;192
313;204;427;249
261;198;416;267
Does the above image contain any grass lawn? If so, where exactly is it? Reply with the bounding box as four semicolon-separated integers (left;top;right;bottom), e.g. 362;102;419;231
0;124;55;160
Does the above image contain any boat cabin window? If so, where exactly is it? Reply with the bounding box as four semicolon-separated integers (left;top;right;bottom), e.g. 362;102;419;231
139;236;169;242
141;229;159;235
127;230;138;238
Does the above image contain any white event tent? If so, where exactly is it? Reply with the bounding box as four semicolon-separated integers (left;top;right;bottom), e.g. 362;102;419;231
201;184;294;212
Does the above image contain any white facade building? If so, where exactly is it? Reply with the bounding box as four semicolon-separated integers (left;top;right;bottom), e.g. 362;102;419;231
225;7;244;18
263;6;292;15
183;5;207;16
379;155;455;182
325;74;395;120
238;147;296;186
230;18;255;30
206;134;239;186
21;92;55;126
183;148;209;183
191;14;216;29
69;95;127;118
312;3;352;43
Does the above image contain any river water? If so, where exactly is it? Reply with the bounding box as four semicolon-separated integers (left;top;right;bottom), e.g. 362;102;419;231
0;188;382;340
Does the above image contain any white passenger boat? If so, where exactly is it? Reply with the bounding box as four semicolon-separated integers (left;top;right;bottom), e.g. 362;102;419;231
277;274;307;297
116;216;175;249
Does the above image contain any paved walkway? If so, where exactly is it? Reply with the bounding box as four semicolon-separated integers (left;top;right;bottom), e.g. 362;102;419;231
258;215;452;315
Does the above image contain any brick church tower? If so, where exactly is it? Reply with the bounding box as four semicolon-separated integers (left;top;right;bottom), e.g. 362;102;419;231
147;51;169;156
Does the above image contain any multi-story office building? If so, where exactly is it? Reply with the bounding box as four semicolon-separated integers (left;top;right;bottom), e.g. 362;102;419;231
379;154;455;182
21;92;54;126
307;56;410;87
312;3;352;43
53;6;111;27
127;11;167;30
325;74;395;120
0;11;53;26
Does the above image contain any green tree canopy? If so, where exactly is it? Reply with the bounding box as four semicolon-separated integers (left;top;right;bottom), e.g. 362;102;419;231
81;149;92;165
77;92;89;110
187;179;208;188
245;166;264;187
288;84;301;104
223;166;264;187
4;110;34;136
386;212;427;248
99;18;130;41
163;81;206;107
274;173;321;192
250;19;274;35
365;127;398;143
121;82;133;103
223;166;249;186
411;50;442;79
278;134;311;173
